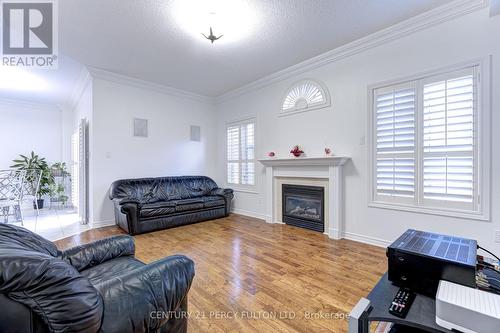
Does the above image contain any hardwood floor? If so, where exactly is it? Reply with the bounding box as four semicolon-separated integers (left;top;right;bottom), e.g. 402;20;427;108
55;214;387;333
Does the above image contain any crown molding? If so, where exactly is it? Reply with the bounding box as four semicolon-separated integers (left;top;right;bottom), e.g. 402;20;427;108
0;97;61;112
65;67;92;110
87;66;215;105
215;0;487;104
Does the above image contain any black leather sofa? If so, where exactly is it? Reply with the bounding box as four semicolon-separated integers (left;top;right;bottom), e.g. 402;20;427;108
109;176;233;235
0;223;195;333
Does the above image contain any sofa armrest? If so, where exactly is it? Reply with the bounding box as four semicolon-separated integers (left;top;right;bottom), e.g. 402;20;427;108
60;235;135;271
1;253;103;333
94;255;195;332
114;199;142;235
210;187;233;197
210;188;234;215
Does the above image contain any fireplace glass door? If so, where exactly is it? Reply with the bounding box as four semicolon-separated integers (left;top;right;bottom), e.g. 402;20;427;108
282;184;324;232
285;196;322;222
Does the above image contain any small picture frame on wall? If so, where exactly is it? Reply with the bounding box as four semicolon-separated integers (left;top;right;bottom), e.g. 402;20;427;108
190;125;201;142
133;118;148;137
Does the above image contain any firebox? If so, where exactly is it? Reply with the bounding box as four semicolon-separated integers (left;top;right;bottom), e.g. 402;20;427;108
282;184;324;232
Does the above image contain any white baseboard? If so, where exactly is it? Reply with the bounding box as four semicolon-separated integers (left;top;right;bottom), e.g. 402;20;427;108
231;208;269;221
342;231;391;248
90;219;115;229
231;209;390;248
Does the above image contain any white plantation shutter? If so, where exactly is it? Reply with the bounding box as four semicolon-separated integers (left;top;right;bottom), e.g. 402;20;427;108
240;123;255;185
422;69;476;209
371;65;481;215
227;120;255;186
227;125;240;184
374;84;416;202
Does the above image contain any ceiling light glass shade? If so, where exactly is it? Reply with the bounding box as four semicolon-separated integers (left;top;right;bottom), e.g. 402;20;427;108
171;0;258;44
282;79;331;114
0;66;49;91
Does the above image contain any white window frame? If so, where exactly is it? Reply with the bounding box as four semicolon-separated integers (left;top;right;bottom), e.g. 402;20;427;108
226;117;257;190
367;59;491;221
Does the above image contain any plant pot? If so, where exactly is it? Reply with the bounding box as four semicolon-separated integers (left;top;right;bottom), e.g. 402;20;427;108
52;171;63;177
292;152;303;157
33;199;44;209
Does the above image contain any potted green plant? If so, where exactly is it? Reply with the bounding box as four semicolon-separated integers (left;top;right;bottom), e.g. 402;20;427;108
11;151;54;209
51;162;70;177
49;183;69;208
49;162;71;209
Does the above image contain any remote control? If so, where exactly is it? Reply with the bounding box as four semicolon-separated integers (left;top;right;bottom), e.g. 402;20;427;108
388;287;415;318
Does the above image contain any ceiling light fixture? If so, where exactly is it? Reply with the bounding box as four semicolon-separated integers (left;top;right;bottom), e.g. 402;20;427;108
201;12;223;44
202;26;223;44
171;0;258;44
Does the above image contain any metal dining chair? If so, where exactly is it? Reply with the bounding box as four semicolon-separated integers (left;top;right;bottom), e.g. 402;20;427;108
0;170;26;224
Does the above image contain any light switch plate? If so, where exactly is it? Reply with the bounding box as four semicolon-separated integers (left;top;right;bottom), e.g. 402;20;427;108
190;125;201;141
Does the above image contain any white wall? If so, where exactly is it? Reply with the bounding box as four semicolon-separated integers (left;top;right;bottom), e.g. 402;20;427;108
61;107;74;166
215;8;500;252
90;78;217;224
0;100;63;169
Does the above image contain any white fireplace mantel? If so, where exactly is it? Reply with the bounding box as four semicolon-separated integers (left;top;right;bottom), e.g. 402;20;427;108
259;156;350;167
258;156;350;240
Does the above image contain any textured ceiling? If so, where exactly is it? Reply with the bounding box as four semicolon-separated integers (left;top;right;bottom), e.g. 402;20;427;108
0;0;456;105
58;0;454;98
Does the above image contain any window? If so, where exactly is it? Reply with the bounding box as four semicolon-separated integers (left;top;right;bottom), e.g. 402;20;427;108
281;79;330;115
370;64;490;219
374;83;416;203
227;119;255;186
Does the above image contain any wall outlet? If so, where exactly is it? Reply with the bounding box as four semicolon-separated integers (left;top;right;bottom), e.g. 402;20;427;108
495;230;500;243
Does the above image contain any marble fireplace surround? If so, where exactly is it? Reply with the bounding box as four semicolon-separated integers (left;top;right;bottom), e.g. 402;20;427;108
259;157;350;240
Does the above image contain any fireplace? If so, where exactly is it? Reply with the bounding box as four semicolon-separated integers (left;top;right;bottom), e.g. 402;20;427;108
282;184;324;232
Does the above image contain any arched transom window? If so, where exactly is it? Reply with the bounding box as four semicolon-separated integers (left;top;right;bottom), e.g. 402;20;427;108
281;79;330;115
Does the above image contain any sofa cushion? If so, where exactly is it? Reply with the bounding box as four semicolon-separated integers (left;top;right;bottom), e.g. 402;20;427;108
202;195;225;208
140;196;223;217
155;178;190;201
81;256;145;285
141;201;176;217
175;198;204;212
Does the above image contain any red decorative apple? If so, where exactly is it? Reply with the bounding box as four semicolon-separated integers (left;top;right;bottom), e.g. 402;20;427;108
268;152;275;157
290;145;304;157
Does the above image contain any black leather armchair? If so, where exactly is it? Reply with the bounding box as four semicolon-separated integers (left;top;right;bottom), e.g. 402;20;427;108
109;176;233;235
0;223;195;333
